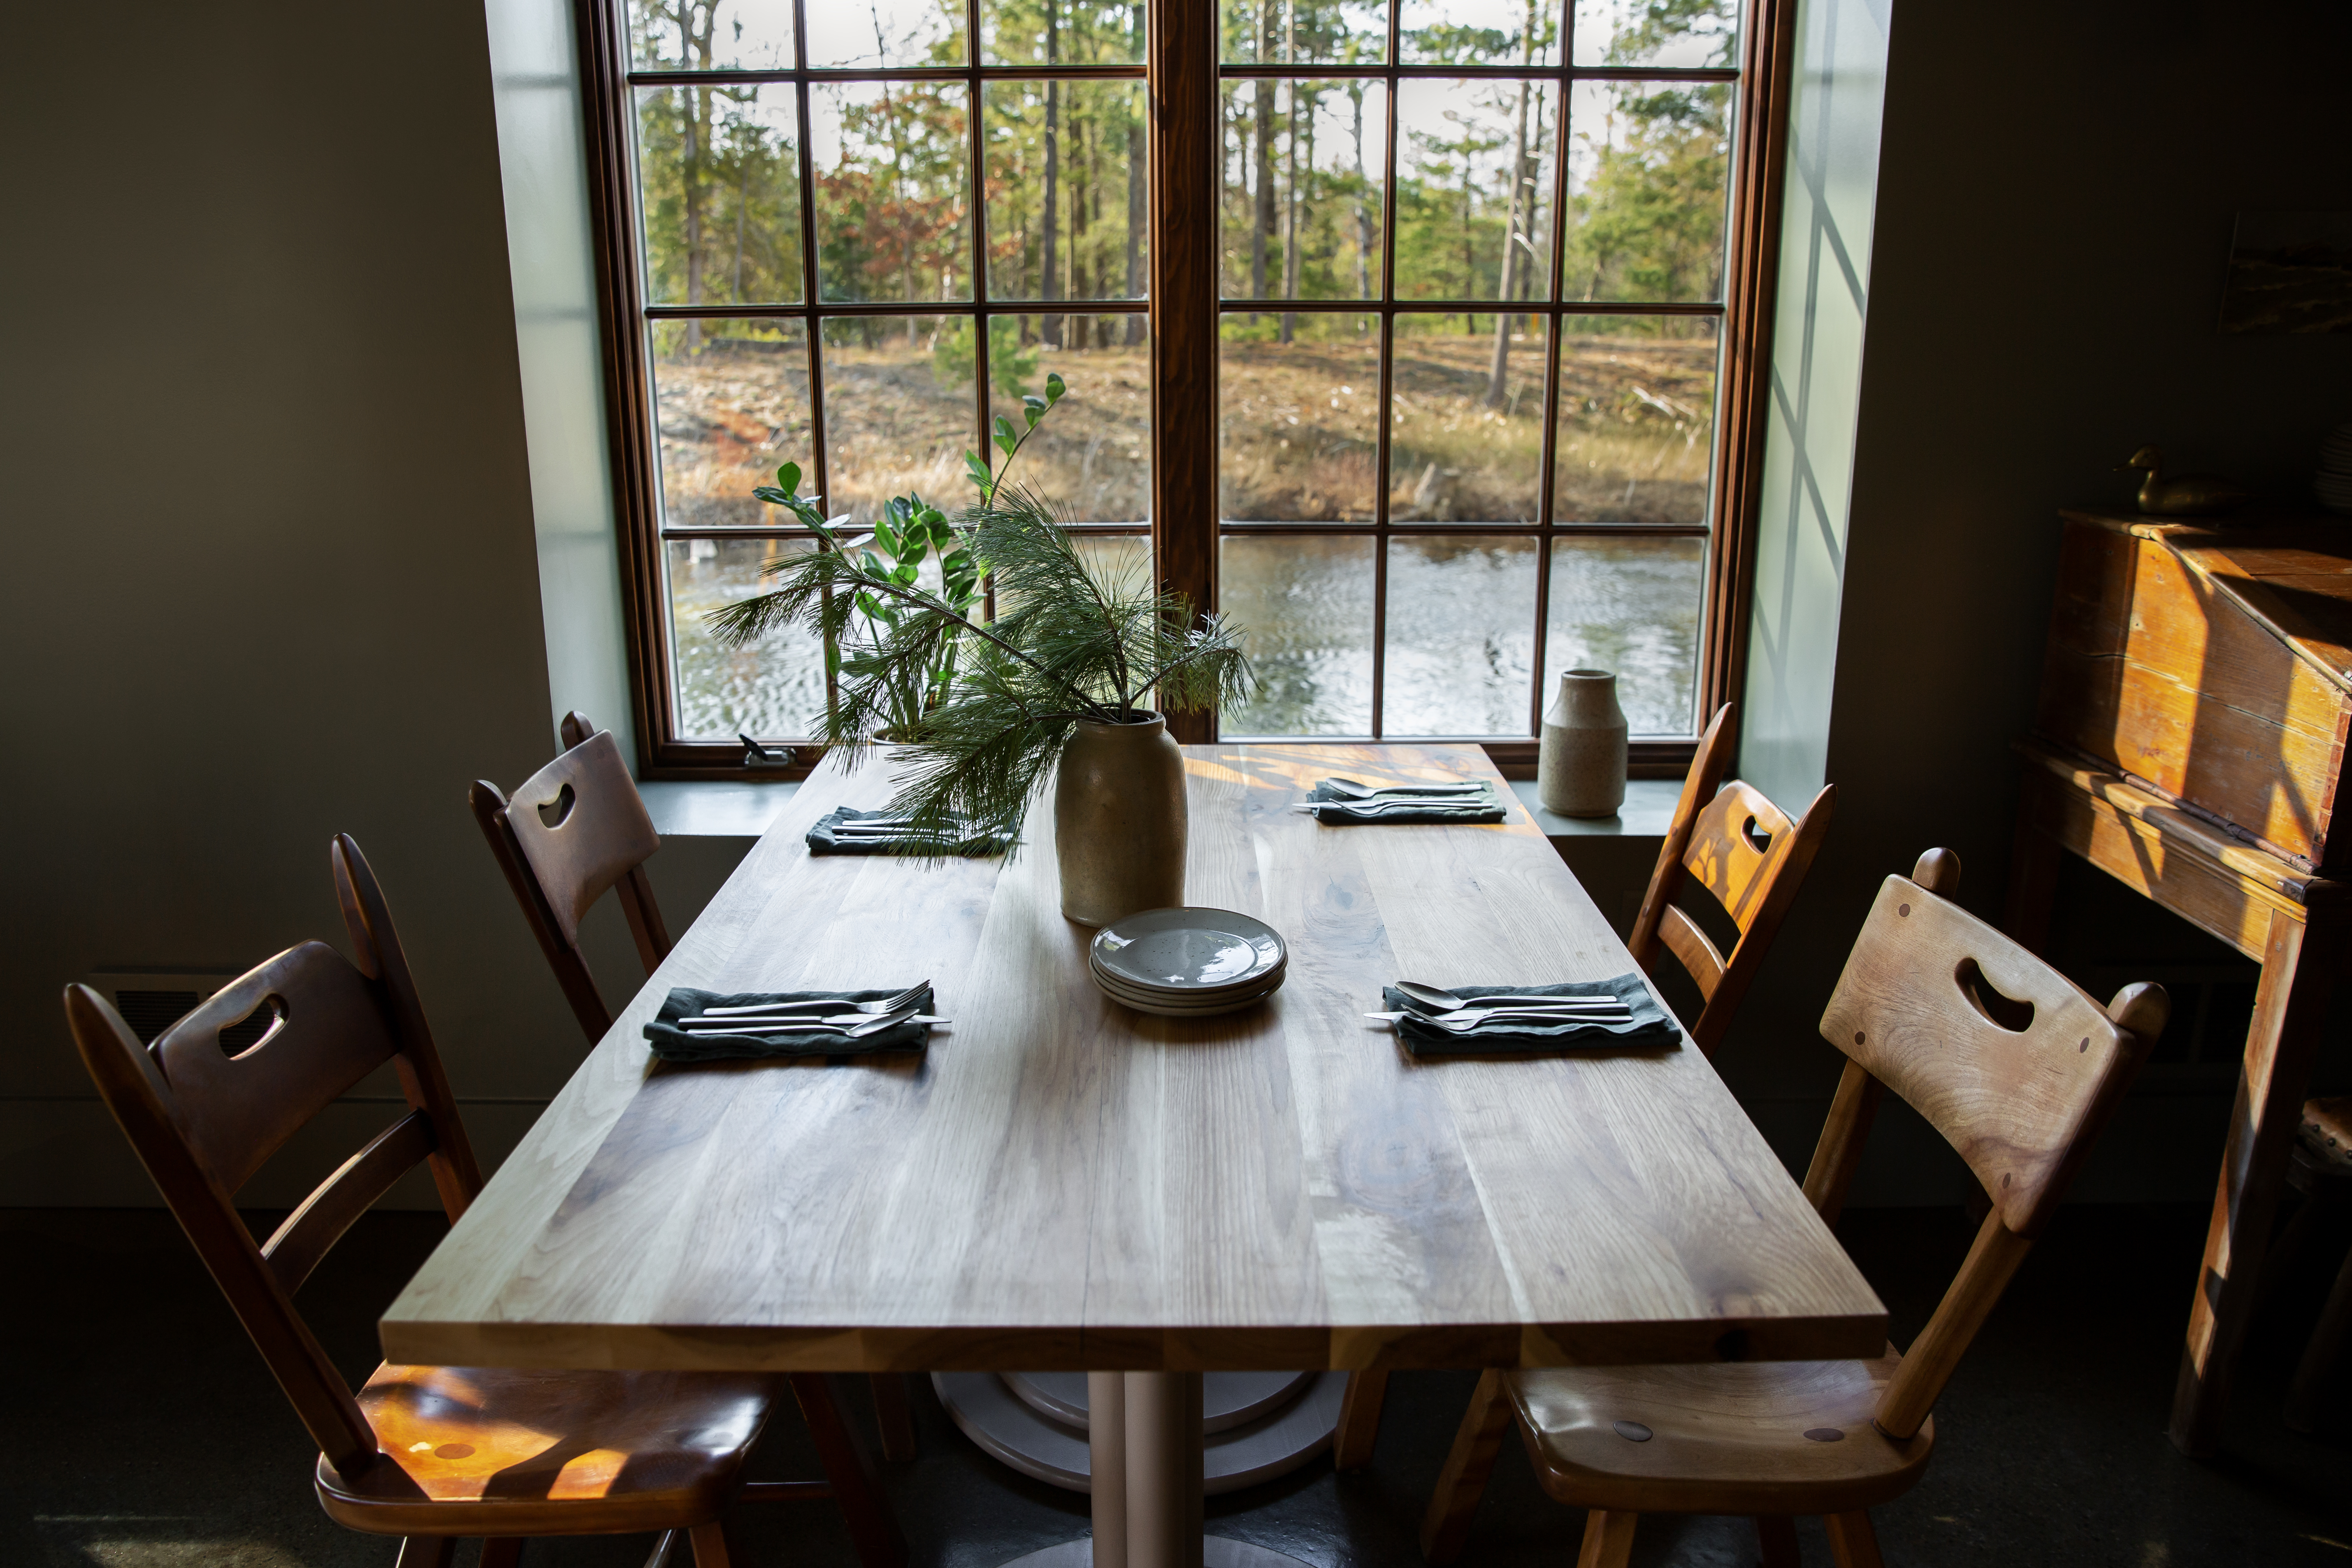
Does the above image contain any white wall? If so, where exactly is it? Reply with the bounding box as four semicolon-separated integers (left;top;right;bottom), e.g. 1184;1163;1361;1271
485;0;639;760
1739;0;1889;812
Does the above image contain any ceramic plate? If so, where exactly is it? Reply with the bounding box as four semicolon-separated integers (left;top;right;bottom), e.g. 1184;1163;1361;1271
1090;939;1286;990
1090;958;1286;1007
1093;970;1285;1017
1091;907;1286;994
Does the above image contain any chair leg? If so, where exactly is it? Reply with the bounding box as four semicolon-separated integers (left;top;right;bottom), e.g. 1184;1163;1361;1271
1824;1511;1885;1568
869;1372;918;1461
392;1539;454;1568
2254;1185;2322;1309
687;1519;739;1568
641;1529;683;1568
790;1373;908;1568
1417;1369;1514;1563
2285;1238;2352;1433
1333;1370;1389;1470
478;1540;525;1568
1575;1510;1637;1568
1754;1515;1801;1568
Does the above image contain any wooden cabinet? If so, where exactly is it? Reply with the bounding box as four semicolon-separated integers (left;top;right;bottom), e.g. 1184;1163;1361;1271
2013;510;2352;1459
2036;511;2352;873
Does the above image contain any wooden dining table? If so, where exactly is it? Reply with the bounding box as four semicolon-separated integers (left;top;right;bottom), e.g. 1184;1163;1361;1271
382;742;1885;1568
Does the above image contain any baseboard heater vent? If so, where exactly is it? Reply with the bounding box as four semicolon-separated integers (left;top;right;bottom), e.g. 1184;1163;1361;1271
79;970;269;1052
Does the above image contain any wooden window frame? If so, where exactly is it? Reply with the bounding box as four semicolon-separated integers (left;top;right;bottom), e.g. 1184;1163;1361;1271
578;0;1797;780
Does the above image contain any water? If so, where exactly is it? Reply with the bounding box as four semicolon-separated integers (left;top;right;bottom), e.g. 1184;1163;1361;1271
671;530;1703;740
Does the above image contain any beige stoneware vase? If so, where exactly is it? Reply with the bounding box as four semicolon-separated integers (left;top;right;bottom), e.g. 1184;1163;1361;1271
1054;713;1188;926
1537;669;1628;818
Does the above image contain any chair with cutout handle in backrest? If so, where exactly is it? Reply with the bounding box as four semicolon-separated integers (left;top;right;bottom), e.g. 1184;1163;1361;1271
1331;705;1838;1472
1627;702;1837;1059
470;711;669;1045
63;835;907;1568
1409;848;2169;1568
471;714;922;1462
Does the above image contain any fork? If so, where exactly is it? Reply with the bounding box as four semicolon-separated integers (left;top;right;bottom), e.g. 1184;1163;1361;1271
1365;1007;1631;1031
1319;776;1491;799
680;1006;938;1040
698;982;930;1019
681;1013;949;1039
1295;797;1497;815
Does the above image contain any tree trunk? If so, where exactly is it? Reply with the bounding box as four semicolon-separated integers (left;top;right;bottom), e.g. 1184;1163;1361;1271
1250;0;1277;312
681;5;716;351
1279;84;1300;341
1073;114;1090;316
1349;82;1372;299
1125;4;1144;344
1485;11;1537;407
1042;0;1062;349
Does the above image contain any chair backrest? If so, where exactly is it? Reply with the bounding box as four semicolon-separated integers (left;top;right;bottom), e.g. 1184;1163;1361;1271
63;835;484;1481
1799;848;2168;1441
1626;704;1836;1057
470;711;669;1043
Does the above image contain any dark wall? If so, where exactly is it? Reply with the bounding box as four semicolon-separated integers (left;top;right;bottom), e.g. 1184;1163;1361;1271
0;0;587;1199
1726;0;2352;1201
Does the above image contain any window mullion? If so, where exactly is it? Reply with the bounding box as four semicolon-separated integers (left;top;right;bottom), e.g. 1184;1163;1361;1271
1148;0;1220;742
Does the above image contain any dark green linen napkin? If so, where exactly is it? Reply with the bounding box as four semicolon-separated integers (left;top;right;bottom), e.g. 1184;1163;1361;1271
644;986;935;1062
1384;974;1678;1055
1307;781;1506;825
806;807;1012;857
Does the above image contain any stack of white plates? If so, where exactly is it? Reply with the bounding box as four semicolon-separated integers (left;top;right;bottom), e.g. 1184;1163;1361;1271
2319;423;2352;516
1089;907;1287;1017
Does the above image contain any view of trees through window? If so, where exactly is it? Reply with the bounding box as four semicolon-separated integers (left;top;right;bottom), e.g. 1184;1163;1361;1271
620;0;1739;746
1215;0;1736;739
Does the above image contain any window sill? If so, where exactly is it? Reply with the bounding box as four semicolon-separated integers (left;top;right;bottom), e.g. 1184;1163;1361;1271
641;776;1679;843
1509;779;1681;841
638;779;803;840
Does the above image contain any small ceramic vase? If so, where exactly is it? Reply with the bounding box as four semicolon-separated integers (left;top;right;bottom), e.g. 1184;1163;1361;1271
1537;670;1628;818
1054;713;1188;926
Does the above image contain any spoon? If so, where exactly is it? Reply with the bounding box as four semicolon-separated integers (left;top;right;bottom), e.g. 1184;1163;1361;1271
1320;777;1491;800
1396;981;1621;1013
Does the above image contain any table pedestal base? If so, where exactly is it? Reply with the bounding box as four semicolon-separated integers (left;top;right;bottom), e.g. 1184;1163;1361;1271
998;1538;1315;1568
933;1371;1342;1494
981;1373;1323;1568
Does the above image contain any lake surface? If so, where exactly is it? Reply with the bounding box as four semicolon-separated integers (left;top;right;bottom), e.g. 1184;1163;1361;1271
670;528;1702;741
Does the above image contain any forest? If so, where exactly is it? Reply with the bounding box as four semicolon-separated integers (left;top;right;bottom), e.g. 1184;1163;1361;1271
627;0;1736;739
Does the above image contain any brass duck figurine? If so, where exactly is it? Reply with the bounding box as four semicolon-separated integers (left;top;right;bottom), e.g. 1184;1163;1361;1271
2119;445;2250;517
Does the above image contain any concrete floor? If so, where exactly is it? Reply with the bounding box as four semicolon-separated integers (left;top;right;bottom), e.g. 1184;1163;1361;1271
4;1202;2347;1568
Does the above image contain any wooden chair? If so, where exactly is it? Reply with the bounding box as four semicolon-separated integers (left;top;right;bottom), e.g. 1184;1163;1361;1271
1413;849;2169;1568
470;711;669;1044
64;834;906;1568
1333;706;1836;1471
1627;702;1838;1060
472;713;919;1461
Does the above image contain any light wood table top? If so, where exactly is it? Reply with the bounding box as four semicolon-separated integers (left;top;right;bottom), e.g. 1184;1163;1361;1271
382;744;1883;1374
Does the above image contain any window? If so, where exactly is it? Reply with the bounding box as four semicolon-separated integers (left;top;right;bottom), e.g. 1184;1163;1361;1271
581;0;1791;773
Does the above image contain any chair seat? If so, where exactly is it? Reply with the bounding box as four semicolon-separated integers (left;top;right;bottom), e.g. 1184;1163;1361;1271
1505;1346;1934;1517
2303;1097;2352;1173
316;1364;780;1537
